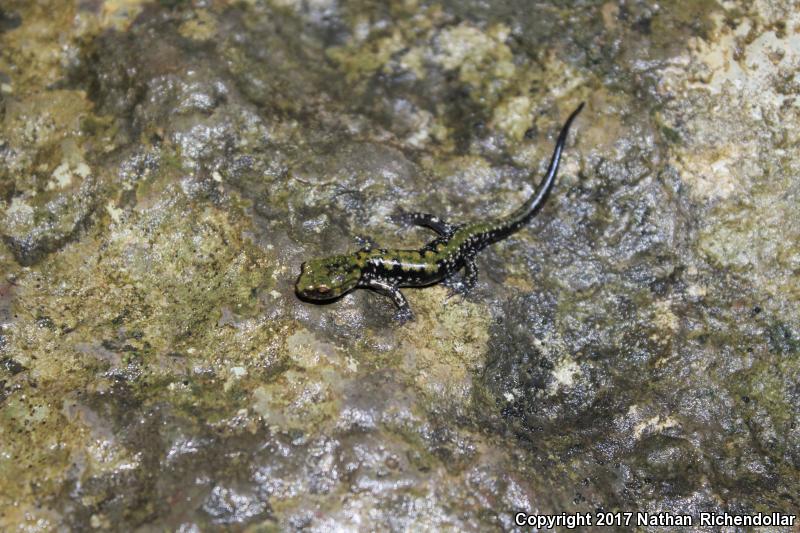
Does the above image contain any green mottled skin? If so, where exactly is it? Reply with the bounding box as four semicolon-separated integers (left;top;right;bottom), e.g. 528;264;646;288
296;104;584;319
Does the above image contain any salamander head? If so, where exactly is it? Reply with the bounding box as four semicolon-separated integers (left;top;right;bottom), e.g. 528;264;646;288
296;255;362;301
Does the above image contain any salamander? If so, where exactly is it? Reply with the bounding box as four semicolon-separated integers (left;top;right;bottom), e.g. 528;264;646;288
296;103;583;320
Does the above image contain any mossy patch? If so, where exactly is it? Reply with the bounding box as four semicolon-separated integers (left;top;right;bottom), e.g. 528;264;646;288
395;286;490;409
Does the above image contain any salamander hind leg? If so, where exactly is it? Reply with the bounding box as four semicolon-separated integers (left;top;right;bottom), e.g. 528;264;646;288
354;234;377;251
443;256;479;299
463;258;479;291
389;210;457;238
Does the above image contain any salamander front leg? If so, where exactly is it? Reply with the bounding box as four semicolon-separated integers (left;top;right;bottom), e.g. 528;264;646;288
365;278;414;322
390;210;457;238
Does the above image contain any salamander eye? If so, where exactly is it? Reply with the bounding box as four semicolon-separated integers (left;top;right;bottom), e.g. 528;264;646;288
317;285;330;294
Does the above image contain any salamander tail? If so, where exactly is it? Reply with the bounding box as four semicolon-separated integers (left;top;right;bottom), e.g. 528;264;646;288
504;102;584;232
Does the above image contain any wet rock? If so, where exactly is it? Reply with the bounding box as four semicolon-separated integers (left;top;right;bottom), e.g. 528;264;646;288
1;0;798;530
0;90;100;265
1;179;97;265
202;485;271;525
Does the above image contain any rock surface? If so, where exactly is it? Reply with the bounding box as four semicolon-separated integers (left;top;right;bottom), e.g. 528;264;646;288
0;0;798;530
